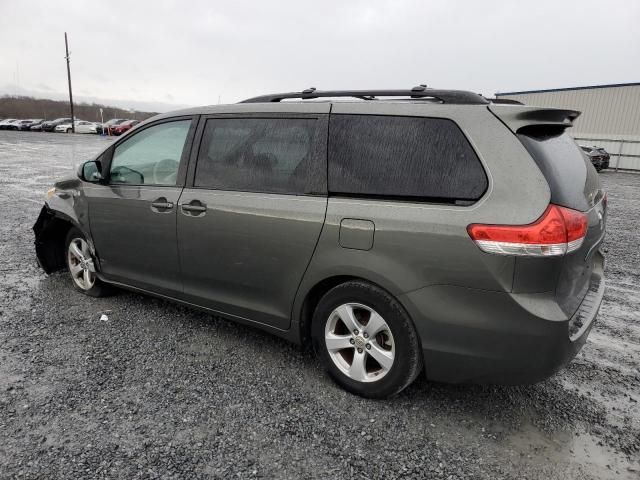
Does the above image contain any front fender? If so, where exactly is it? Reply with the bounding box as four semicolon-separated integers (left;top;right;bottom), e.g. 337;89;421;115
33;205;76;273
33;185;92;274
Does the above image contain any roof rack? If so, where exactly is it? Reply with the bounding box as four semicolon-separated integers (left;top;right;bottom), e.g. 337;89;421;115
240;85;489;105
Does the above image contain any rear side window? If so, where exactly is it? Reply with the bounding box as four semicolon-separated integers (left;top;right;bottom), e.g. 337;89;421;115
328;115;487;202
518;128;600;211
195;118;324;194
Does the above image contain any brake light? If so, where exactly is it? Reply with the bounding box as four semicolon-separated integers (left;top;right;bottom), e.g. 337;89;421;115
467;204;588;256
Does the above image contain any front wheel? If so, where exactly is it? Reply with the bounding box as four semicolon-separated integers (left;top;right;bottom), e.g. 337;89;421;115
65;228;111;297
312;281;423;398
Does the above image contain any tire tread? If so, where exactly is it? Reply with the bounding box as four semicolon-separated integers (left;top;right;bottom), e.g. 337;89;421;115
312;280;423;398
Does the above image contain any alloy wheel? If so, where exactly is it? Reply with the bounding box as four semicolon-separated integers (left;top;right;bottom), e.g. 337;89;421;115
67;238;96;290
324;303;395;383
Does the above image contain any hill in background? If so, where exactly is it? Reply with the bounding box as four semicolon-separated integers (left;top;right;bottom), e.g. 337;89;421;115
0;95;158;122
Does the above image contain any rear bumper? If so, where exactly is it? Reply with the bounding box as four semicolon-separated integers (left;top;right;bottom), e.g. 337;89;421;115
400;251;605;384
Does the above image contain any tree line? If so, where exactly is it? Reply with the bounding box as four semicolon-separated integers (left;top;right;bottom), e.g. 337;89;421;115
0;95;157;122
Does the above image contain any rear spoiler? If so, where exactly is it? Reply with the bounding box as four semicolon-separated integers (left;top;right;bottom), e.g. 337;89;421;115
488;105;581;134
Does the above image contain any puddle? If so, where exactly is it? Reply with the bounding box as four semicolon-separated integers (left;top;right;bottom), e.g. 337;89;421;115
505;423;640;479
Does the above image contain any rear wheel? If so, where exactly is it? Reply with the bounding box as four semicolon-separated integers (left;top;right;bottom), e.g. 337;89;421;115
312;281;423;398
65;228;111;297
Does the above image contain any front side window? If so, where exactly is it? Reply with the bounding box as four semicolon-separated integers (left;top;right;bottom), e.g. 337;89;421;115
195;118;319;194
328;114;488;202
110;120;190;185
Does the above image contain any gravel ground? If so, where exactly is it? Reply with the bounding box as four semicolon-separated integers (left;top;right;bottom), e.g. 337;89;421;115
0;130;638;479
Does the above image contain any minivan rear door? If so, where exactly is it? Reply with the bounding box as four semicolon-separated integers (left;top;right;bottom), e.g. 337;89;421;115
490;105;606;316
177;105;329;330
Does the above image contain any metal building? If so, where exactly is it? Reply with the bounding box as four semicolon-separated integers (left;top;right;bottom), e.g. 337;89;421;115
495;83;640;171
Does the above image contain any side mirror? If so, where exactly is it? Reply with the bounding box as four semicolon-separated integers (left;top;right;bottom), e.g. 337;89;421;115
78;160;104;183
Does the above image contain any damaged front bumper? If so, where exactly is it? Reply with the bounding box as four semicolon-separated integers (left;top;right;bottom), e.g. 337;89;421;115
33;205;67;274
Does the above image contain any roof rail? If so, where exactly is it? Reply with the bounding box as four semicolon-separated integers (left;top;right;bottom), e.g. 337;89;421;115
240;86;489;105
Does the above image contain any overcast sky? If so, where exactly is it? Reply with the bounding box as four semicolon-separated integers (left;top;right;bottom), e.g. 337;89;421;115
1;0;639;112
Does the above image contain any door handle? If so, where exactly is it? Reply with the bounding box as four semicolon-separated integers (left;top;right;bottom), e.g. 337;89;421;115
150;197;174;212
181;201;207;216
151;201;174;209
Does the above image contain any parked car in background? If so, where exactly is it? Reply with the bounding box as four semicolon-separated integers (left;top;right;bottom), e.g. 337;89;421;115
30;121;45;131
96;118;128;135
55;120;98;134
34;87;607;398
0;119;20;130
2;119;24;130
42;118;73;132
110;119;140;136
75;121;99;134
19;119;44;131
580;145;610;171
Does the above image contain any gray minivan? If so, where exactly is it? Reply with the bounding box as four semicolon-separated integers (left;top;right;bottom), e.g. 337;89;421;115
34;87;606;398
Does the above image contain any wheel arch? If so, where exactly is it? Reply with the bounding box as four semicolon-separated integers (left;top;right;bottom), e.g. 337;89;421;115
33;207;82;274
294;273;417;349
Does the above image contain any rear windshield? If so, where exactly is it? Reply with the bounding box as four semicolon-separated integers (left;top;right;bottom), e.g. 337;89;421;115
518;127;600;211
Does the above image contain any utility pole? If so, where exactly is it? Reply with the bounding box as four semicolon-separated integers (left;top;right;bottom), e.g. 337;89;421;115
64;32;75;133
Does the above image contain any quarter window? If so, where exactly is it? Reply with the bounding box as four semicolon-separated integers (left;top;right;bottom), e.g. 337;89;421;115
328;115;487;202
195;118;320;194
109;120;191;186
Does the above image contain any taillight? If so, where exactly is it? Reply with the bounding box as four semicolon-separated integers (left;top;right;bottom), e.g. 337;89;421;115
467;204;588;257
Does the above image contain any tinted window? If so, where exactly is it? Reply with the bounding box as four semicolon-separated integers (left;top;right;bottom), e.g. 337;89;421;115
195;118;320;194
518;128;600;211
110;120;190;186
328;115;487;202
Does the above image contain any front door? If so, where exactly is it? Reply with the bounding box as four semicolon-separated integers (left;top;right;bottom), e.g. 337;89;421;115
177;113;329;329
86;117;195;295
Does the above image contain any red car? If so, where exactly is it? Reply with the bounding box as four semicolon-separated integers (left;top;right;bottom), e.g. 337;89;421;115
111;119;140;136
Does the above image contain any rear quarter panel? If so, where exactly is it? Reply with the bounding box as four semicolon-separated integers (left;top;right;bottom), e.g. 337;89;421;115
292;103;551;334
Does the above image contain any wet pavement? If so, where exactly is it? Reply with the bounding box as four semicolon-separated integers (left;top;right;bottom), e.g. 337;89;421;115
0;130;638;479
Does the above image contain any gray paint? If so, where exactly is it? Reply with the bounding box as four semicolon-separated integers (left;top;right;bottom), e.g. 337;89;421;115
339;219;375;251
86;184;183;295
35;98;606;385
177;190;326;330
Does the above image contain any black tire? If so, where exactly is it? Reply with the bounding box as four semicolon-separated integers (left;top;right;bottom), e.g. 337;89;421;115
64;227;112;297
312;281;423;398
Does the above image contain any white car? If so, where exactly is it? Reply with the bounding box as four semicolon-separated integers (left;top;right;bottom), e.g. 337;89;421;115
0;118;19;130
55;120;98;134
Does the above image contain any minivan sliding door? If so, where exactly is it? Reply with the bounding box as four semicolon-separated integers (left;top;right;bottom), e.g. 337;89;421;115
177;113;328;330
